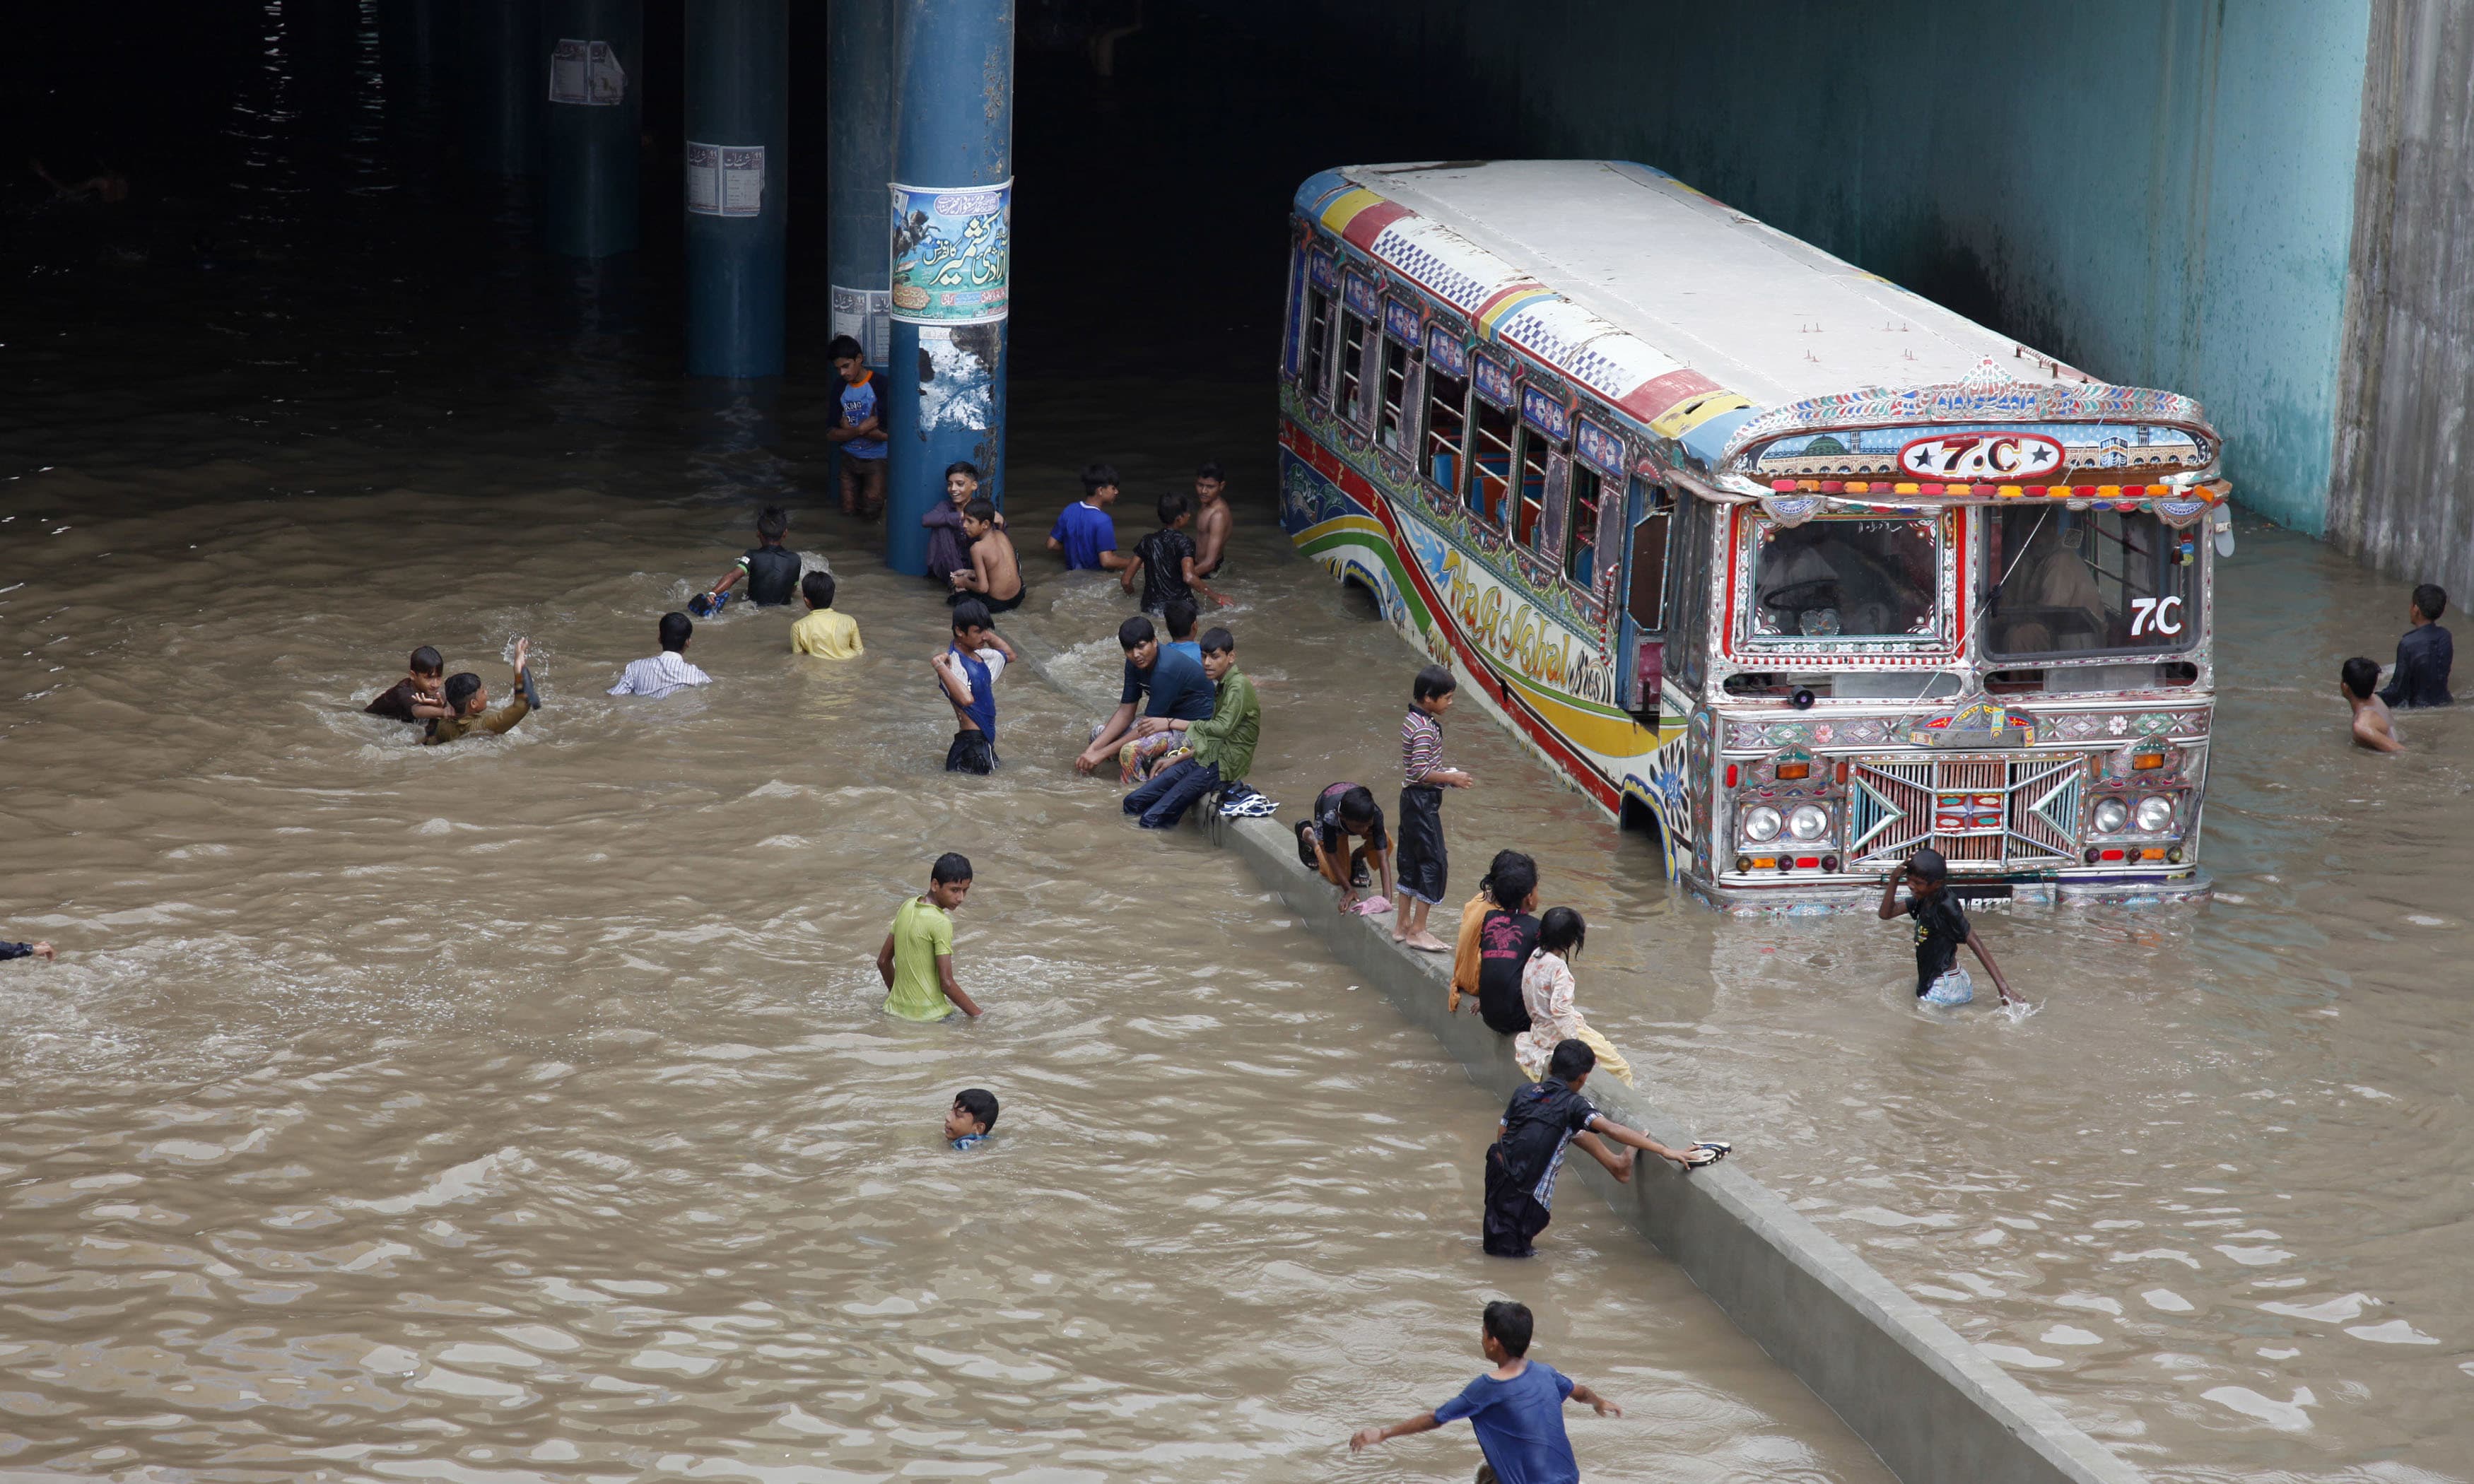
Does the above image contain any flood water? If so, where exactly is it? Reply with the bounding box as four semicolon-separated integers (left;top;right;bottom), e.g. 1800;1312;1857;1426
5;7;2468;1483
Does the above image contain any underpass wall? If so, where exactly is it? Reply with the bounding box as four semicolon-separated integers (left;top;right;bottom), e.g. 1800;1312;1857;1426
1306;0;2371;535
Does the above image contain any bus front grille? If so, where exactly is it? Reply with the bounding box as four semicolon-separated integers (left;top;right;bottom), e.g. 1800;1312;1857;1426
1847;753;2087;869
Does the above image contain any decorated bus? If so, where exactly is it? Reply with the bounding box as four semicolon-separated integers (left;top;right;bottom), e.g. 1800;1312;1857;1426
1279;160;2232;906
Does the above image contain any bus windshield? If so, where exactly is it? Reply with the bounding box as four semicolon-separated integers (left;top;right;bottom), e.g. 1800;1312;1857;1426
1749;516;1940;640
1983;507;2197;657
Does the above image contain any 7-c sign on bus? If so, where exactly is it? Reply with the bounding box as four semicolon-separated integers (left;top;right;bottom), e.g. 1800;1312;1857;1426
1897;432;2066;480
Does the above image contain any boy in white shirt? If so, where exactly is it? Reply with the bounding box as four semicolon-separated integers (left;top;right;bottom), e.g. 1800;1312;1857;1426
608;612;713;699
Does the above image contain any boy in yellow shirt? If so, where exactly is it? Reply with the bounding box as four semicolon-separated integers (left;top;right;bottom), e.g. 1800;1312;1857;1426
877;853;983;1020
790;571;863;659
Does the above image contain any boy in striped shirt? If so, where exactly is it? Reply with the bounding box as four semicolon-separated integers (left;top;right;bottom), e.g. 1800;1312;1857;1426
1395;664;1474;950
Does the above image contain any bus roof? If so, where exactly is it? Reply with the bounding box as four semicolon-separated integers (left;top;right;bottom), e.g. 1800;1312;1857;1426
1299;160;2219;486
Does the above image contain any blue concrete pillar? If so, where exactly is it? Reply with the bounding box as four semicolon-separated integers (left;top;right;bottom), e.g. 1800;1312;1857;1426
684;0;788;378
881;0;1012;577
827;0;896;385
462;0;541;176
543;0;643;258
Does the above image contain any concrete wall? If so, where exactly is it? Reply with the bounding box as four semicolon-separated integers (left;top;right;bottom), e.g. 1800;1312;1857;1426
2329;0;2474;594
1313;0;2370;535
1208;811;2141;1484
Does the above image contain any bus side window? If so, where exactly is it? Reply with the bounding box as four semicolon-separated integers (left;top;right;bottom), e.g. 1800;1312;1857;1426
1376;330;1415;452
1467;396;1516;525
1423;359;1470;491
1628;481;1672;629
1301;286;1336;404
1337;307;1373;423
1513;426;1551;546
1565;464;1604;585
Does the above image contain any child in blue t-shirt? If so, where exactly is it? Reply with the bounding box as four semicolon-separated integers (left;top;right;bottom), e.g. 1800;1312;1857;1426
944;1088;998;1150
827;335;888;518
1046;462;1132;572
934;599;1015;775
1349;1300;1620;1484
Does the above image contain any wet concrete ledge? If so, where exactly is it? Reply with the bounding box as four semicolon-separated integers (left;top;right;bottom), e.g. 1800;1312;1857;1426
1207;812;2140;1484
1004;608;2139;1484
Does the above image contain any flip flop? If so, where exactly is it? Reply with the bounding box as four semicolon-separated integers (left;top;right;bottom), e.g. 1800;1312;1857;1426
1691;1140;1731;1162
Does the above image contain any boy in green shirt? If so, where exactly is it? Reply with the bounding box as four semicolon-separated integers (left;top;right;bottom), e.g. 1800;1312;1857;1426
1121;627;1259;829
876;853;983;1020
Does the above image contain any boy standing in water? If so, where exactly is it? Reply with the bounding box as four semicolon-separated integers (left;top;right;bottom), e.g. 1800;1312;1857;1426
365;646;451;722
1121;490;1223;614
934;599;1015;775
1047;463;1131;572
1877;848;2019;1005
2342;656;2405;752
1482;1040;1705;1259
949;500;1024;612
878;853;983;1020
827;335;889;517
791;570;864;658
2377;582;2454;709
606;612;712;698
1348;1300;1622;1478
1395;665;1473;950
698;506;803;611
1191;461;1233;579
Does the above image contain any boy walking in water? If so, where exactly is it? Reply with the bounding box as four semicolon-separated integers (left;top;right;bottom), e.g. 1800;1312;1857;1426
1191;461;1233;578
1121;490;1223;614
1484;1040;1706;1258
1395;664;1473;950
1349;1300;1622;1478
1047;463;1131;572
425;640;535;746
877;853;983;1020
792;570;864;658
948;499;1024;611
2342;656;2405;752
935;599;1015;775
606;612;712;698
827;335;888;517
698;506;803;611
2377;582;2453;709
1877;848;2019;1005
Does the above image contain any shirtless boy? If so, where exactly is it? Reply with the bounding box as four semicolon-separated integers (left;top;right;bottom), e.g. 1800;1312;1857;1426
1192;461;1233;578
949;499;1025;613
2342;656;2404;752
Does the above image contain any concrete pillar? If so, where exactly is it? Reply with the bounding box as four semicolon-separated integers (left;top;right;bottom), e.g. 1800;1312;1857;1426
828;0;898;526
684;0;788;378
462;0;541;176
543;0;643;258
882;0;1014;576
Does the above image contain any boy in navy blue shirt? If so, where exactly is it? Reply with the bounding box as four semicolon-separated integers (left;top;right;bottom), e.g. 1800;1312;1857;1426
934;599;1015;775
1047;463;1132;572
1349;1300;1619;1484
1076;614;1216;777
2378;582;2454;709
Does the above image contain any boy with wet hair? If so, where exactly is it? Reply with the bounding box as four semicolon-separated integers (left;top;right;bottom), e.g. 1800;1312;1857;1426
698;506;804;611
1349;1299;1623;1478
1877;848;2019;1005
2342;655;2404;753
878;852;983;1020
1473;856;1542;1036
934;599;1015;775
828;335;888;517
946;1088;999;1149
1048;462;1130;572
607;612;712;698
791;570;864;658
1482;1038;1706;1259
425;640;535;746
1395;664;1474;951
949;498;1025;612
1298;783;1393;914
923;461;999;586
2377;582;2453;709
1191;461;1232;578
365;645;451;722
1121;627;1260;829
1121;489;1223;614
1161;596;1202;663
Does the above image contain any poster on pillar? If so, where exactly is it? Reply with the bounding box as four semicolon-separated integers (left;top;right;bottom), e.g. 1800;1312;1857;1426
887;181;1012;325
831;286;892;366
685;143;764;218
547;40;626;106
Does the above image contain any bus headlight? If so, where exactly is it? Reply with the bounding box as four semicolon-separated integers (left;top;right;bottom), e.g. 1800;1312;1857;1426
2134;795;2175;833
1742;806;1782;842
2092;798;2129;834
1786;803;1829;842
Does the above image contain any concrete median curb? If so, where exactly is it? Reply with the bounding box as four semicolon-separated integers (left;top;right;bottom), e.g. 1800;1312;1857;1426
1209;813;2141;1484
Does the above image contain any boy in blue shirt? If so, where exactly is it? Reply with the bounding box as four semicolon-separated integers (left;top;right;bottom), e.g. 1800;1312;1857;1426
1349;1300;1620;1484
1046;462;1131;572
934;599;1016;775
1075;614;1216;778
944;1088;999;1150
827;335;888;518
